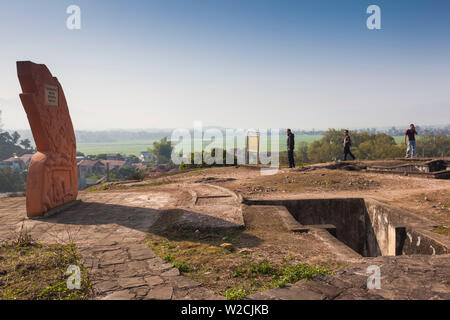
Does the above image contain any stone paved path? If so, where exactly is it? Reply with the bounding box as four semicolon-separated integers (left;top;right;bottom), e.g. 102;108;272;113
0;184;239;300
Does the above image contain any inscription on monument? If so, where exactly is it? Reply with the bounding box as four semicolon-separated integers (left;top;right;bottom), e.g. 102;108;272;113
45;84;59;106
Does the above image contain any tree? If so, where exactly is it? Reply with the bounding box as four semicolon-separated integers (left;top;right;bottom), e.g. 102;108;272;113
0;130;32;161
11;131;20;144
295;141;309;164
308;139;342;163
0;167;27;192
417;133;450;157
110;166;144;181
148;137;173;164
127;154;140;164
19;139;32;150
95;154;107;160
355;134;404;160
0;110;35;160
308;129;406;163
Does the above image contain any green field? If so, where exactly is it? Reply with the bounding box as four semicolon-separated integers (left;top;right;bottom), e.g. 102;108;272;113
77;140;158;156
76;135;324;156
77;135;404;156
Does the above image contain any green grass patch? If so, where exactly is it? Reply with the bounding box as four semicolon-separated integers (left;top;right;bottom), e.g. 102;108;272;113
186;170;205;175
432;225;450;237
233;259;332;287
145;229;332;300
173;261;193;273
0;238;92;300
224;287;247;300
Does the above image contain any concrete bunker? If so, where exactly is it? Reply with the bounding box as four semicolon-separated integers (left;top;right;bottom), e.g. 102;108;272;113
365;159;450;179
304;159;450;179
245;198;449;257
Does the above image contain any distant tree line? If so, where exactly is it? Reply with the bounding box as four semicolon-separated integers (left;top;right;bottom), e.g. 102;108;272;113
148;130;450;168
293;129;450;164
382;125;450;137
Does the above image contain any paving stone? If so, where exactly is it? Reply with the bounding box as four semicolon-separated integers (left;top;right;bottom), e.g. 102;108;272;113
130;286;150;298
161;268;180;277
172;288;193;300
89;245;121;253
371;288;399;300
129;248;156;260
300;280;344;299
83;257;99;269
170;276;201;289
99;250;128;266
118;277;147;289
121;260;150;277
94;280;119;294
129;260;150;268
99;263;127;273
102;290;135;300
146;286;174;300
250;285;325;300
334;287;383;300
147;258;173;273
145;276;164;287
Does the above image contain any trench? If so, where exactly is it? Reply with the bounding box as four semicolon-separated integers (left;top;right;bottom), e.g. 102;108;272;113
245;198;449;257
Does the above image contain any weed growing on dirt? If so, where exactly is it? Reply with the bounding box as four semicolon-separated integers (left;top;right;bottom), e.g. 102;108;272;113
224;287;247;300
0;232;92;300
146;231;332;299
433;225;450;237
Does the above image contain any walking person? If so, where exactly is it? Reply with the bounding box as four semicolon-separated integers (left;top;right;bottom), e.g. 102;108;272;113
287;129;295;168
343;130;355;161
405;124;418;158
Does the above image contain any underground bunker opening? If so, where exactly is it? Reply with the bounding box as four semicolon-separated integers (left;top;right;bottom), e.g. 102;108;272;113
246;198;448;257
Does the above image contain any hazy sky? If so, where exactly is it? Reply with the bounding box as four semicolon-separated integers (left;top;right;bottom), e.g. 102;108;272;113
0;0;449;131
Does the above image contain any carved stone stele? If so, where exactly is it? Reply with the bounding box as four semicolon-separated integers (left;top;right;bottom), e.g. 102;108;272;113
17;61;78;217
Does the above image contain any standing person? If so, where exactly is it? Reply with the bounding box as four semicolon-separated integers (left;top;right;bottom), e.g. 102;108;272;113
287;129;295;168
405;124;418;158
343;130;355;161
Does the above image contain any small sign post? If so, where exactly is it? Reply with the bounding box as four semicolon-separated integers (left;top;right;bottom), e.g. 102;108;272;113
246;131;260;165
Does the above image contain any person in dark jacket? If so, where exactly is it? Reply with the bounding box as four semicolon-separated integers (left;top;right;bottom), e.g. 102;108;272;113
343;130;355;161
404;124;418;158
287;129;295;168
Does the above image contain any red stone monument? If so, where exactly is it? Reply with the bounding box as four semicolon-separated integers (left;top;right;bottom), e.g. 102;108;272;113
17;61;78;217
